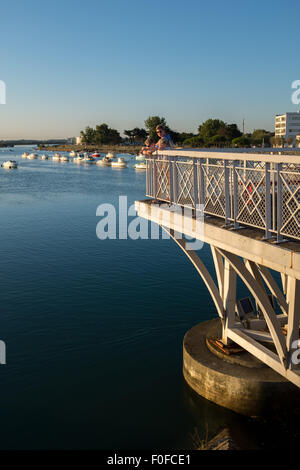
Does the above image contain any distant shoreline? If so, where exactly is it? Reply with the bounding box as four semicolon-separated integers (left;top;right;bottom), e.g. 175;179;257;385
39;144;142;154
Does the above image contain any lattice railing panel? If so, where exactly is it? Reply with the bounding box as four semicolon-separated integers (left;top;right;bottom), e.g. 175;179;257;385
280;170;300;240
154;159;170;202
145;153;300;242
202;164;226;218
235;167;266;229
174;161;195;206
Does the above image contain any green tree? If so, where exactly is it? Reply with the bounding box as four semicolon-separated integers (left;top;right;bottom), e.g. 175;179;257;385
207;134;226;147
183;136;204;148
198;119;226;142
176;132;196;144
94;124;122;145
124;127;147;143
232;135;251;147
80;126;95;144
251;129;272;147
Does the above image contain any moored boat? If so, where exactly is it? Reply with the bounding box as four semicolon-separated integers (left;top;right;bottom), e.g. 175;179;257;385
83;153;95;163
60;155;69;162
92;152;100;158
111;157;127;168
69;150;76;157
52;153;60;161
73;153;84;163
106;152;115;161
27;153;38;160
97;156;111;166
2;160;18;169
22;152;29;159
134;162;147;170
41;154;49;160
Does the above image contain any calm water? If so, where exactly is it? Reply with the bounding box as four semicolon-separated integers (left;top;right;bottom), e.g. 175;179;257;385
0;146;297;449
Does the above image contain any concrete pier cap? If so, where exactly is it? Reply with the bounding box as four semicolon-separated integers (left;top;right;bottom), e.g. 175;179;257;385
183;319;300;417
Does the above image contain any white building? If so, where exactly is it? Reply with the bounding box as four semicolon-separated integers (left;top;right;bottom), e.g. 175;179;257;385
76;136;83;145
275;111;300;144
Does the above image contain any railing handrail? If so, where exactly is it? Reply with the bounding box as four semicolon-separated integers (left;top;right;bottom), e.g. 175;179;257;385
155;149;300;165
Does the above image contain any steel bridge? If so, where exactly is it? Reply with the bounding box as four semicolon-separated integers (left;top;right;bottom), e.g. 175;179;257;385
135;150;300;387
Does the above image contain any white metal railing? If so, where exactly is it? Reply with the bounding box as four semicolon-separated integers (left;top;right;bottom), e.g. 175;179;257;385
146;150;300;242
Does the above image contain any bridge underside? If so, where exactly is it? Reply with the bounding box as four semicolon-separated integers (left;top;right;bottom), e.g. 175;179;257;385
135;199;300;388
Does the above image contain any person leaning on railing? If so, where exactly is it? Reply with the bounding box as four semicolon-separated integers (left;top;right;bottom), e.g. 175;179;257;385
141;125;174;156
141;137;156;156
150;125;174;200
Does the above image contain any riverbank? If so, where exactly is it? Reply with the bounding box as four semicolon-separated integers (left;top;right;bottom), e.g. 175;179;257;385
39;144;143;154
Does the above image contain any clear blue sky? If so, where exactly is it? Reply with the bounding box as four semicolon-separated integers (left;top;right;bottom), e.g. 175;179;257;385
1;0;299;139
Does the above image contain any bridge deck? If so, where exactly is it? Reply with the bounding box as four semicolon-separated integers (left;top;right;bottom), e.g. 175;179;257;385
136;199;300;280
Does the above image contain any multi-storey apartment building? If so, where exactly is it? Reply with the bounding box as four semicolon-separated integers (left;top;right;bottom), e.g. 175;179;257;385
275;112;300;144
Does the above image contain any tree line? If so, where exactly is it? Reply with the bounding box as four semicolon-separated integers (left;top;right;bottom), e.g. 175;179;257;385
80;116;274;148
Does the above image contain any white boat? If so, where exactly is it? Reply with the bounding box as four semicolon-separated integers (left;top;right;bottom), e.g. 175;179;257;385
53;153;61;161
22;152;29;159
111;157;127;168
136;154;146;161
106;152;115;161
83;154;95;163
74;153;84;163
2;160;18;169
134;162;147;170
41;154;49;160
97;156;111;166
27;153;38;160
69;150;76;157
60;155;69;162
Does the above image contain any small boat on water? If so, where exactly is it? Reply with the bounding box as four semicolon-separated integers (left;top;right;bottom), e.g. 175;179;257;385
2;160;18;169
60;155;69;162
22;152;29;159
69;150;76;157
134;162;147;170
83;153;95;163
41;154;49;160
97;156;111;166
27;153;38;160
92;152;100;158
52;154;60;161
111;157;127;168
135;154;146;161
73;153;84;163
106;152;115;161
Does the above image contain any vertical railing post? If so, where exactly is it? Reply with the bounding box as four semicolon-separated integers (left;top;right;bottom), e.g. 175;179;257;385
169;156;174;205
224;160;230;226
277;163;283;243
193;158;198;212
265;162;272;239
153;158;157;199
172;157;177;205
198;158;205;210
233;160;240;229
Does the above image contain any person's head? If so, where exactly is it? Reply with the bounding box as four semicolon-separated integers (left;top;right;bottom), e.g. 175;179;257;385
156;125;166;138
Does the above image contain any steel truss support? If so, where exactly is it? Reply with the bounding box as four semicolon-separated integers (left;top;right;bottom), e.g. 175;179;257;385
164;228;300;387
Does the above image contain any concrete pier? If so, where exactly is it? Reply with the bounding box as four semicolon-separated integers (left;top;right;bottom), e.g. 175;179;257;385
183;319;300;416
